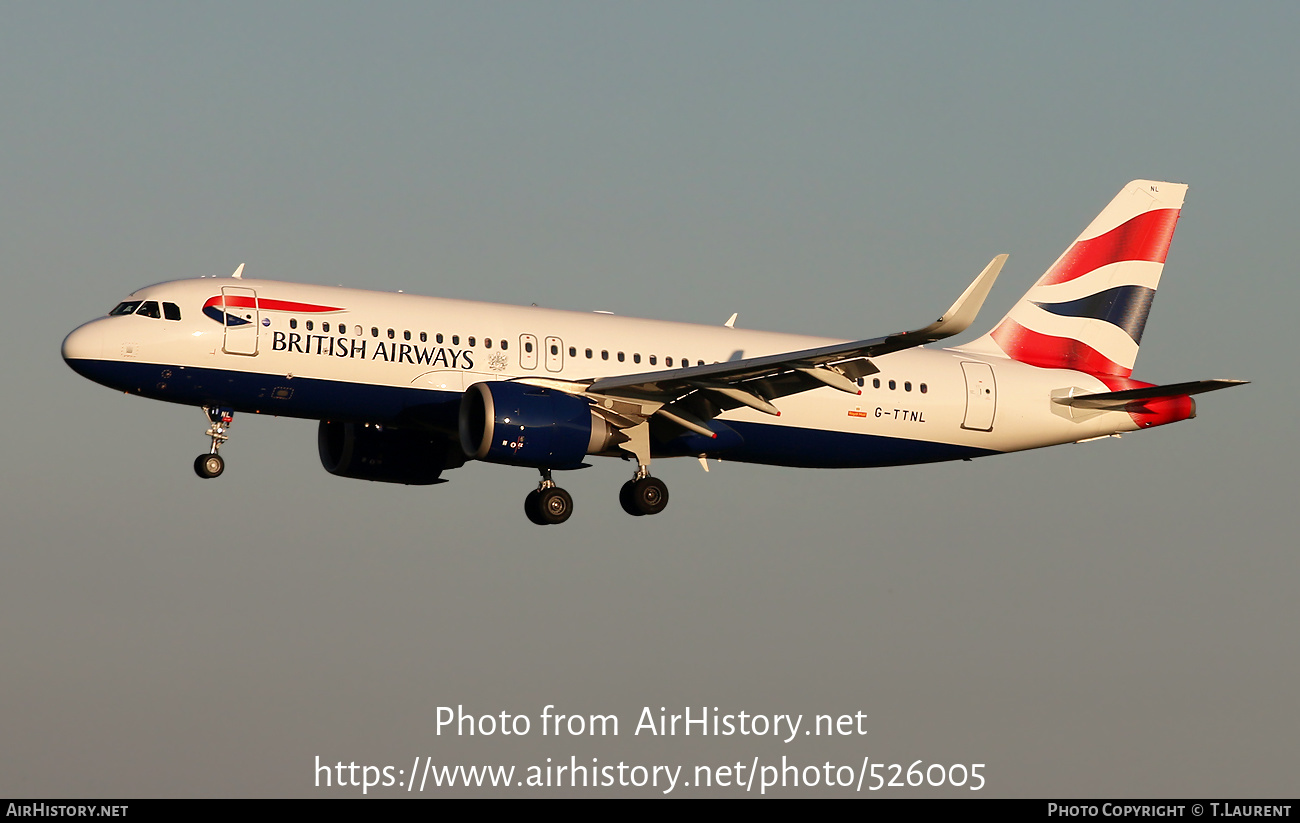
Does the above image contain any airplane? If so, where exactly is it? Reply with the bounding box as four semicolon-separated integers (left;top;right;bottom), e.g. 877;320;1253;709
62;180;1245;525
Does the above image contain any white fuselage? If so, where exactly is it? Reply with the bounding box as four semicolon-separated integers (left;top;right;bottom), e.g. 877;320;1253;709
63;276;1139;469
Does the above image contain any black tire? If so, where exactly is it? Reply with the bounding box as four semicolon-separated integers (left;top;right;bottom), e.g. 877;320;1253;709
536;487;573;525
630;477;668;516
619;480;644;516
194;453;224;479
524;490;546;525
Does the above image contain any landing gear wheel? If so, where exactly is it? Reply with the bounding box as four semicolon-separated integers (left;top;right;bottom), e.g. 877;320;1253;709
536;487;573;525
619;480;645;516
624;476;669;516
197;407;233;479
194;453;225;479
524;490;546;525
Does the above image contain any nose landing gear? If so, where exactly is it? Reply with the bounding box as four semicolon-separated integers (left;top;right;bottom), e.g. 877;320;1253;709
194;406;233;479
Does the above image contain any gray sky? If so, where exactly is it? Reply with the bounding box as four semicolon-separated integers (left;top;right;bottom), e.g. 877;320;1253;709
3;2;1294;797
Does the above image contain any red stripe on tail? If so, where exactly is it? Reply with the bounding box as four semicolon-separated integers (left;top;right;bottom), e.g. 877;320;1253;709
1040;208;1180;286
989;319;1132;377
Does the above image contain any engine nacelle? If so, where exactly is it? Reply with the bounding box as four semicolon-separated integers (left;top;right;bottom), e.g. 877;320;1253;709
318;420;462;485
459;381;618;468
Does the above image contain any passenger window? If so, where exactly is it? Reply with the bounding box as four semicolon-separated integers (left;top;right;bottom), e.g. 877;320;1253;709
905;381;912;392
322;322;330;333
633;353;641;364
485;338;493;349
550;344;558;355
469;337;476;347
920;383;928;394
524;341;533;353
666;357;673;367
110;301;142;316
290;318;298;329
387;328;395;339
500;339;507;350
888;380;896;390
569;346;575;357
601;350;609;361
420;332;427;342
436;333;444;344
404;330;411;341
649;355;657;365
163;302;182;321
371;327;379;338
873;378;880;389
306;320;314;331
617;352;625;362
585;348;593;359
452;335;459;346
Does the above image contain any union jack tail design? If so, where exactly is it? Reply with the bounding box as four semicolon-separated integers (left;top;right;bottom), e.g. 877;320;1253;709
961;180;1188;380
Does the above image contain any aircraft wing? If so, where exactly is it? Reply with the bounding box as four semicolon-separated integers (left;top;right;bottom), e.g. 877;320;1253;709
520;255;1006;437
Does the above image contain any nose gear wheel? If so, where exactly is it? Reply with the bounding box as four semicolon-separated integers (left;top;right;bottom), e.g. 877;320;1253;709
194;406;234;479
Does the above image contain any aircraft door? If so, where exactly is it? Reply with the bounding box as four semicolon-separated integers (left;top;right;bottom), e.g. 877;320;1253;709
221;286;260;356
545;336;564;372
519;334;538;370
960;361;996;431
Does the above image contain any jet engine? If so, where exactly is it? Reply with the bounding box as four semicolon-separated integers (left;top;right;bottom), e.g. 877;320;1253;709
459;382;620;469
318;421;463;484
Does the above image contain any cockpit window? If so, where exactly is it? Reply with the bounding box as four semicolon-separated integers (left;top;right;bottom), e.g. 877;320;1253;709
109;301;142;316
163;302;181;321
136;301;162;319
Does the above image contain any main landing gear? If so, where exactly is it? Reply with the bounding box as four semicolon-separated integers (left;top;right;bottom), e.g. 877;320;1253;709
520;466;670;526
193;406;233;479
619;472;669;517
616;424;669;518
525;469;574;525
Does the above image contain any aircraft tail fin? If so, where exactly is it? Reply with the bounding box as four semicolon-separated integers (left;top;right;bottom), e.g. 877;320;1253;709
959;180;1188;378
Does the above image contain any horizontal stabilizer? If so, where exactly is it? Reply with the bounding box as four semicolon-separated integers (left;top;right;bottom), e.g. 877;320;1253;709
1055;379;1248;410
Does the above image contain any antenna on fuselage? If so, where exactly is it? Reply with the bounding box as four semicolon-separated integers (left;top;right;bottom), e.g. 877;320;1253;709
231;263;246;279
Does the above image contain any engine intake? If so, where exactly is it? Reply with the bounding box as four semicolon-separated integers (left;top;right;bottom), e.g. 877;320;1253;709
459;382;618;468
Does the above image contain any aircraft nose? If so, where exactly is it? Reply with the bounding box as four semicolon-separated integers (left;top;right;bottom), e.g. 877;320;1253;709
62;320;105;367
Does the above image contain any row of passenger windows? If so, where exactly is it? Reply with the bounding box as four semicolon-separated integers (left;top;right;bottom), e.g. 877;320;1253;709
557;346;703;368
107;306;920;383
287;318;508;350
871;377;927;393
283;317;709;368
110;300;182;321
